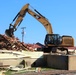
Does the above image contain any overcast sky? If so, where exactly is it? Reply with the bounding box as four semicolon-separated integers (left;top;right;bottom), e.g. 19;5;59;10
0;0;76;45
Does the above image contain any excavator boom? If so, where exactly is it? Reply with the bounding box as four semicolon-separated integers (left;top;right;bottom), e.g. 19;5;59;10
5;3;53;37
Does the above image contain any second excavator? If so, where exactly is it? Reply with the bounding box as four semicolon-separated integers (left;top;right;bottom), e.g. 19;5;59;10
5;3;74;53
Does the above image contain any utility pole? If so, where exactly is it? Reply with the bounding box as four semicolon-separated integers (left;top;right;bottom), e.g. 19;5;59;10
21;27;26;42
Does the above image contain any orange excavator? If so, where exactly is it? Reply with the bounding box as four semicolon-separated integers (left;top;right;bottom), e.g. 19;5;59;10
5;3;74;53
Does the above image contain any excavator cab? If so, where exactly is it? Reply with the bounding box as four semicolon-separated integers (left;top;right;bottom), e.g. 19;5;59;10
45;34;62;46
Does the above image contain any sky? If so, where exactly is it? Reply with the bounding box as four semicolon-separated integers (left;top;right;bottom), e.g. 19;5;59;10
0;0;76;45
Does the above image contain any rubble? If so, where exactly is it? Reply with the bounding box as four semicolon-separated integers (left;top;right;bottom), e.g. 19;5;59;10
0;34;75;53
0;34;42;51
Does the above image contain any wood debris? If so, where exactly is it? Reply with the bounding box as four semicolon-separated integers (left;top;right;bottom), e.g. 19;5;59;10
0;34;42;51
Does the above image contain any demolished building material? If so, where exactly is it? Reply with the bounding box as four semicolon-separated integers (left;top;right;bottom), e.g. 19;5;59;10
0;34;42;51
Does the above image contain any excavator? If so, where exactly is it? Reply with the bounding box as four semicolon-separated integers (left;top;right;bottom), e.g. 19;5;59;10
5;3;74;53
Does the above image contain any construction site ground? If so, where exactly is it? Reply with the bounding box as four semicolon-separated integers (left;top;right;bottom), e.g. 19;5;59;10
4;69;76;75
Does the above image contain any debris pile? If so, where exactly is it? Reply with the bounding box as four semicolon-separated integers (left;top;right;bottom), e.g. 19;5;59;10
0;34;42;51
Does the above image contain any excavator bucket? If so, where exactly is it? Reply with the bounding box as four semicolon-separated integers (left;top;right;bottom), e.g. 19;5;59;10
5;28;14;37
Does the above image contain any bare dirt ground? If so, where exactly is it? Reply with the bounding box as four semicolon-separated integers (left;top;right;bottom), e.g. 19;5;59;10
12;70;76;75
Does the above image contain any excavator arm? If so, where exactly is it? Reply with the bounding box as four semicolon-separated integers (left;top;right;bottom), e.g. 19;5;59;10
5;3;53;37
5;4;29;37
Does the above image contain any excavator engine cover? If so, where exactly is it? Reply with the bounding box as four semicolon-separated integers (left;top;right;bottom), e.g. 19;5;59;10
61;35;74;47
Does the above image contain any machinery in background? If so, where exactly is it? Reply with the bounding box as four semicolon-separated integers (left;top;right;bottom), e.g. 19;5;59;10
5;3;74;53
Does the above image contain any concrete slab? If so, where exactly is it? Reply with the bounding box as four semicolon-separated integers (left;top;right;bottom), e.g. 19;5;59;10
44;54;76;70
0;50;45;68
